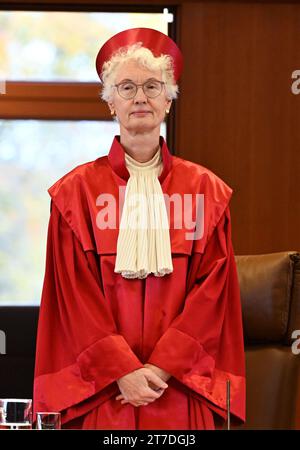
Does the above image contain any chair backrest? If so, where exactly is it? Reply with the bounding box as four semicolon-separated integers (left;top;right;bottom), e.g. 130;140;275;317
234;251;300;429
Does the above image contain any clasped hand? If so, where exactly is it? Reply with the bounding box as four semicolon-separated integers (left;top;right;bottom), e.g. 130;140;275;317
115;363;171;407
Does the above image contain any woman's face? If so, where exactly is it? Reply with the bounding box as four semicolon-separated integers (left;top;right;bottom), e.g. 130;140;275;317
108;59;172;134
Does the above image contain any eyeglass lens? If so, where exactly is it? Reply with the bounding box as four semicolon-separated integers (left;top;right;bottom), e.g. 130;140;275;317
117;81;162;99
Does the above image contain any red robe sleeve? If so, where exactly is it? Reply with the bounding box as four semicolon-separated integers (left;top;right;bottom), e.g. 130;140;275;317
146;205;246;426
33;200;144;425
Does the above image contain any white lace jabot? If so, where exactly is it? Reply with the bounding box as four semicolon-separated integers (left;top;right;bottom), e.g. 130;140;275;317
114;147;173;279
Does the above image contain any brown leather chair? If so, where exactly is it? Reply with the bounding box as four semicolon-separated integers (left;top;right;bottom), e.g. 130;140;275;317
234;251;300;429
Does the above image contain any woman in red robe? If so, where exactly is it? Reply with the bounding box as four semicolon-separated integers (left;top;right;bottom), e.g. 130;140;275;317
33;28;246;430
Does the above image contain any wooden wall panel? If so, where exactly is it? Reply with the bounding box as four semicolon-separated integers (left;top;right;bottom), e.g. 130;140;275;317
176;2;300;255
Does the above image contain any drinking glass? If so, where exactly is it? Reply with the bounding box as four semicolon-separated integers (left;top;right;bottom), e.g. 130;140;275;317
36;412;61;430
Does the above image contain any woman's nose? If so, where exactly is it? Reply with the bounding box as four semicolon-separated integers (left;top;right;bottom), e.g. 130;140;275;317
134;85;148;102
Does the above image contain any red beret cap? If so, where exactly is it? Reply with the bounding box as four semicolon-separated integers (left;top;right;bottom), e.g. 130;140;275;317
95;27;183;82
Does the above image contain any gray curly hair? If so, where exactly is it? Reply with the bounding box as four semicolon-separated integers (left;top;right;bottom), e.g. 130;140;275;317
100;42;179;103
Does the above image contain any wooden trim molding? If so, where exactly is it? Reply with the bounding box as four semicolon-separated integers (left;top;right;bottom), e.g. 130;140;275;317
1;0;296;7
0;81;110;120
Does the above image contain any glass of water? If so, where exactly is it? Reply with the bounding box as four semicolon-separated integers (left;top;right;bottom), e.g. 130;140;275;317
36;412;61;430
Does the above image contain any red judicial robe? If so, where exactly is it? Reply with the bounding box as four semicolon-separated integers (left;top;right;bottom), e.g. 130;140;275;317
33;135;246;429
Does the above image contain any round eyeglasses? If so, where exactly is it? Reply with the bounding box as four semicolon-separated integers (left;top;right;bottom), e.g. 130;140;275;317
114;80;165;99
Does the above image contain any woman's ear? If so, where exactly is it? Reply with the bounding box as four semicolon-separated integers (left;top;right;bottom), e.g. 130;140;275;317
165;99;172;114
108;102;115;116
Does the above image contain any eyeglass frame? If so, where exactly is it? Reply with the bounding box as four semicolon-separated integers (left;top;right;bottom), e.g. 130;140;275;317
113;79;166;99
